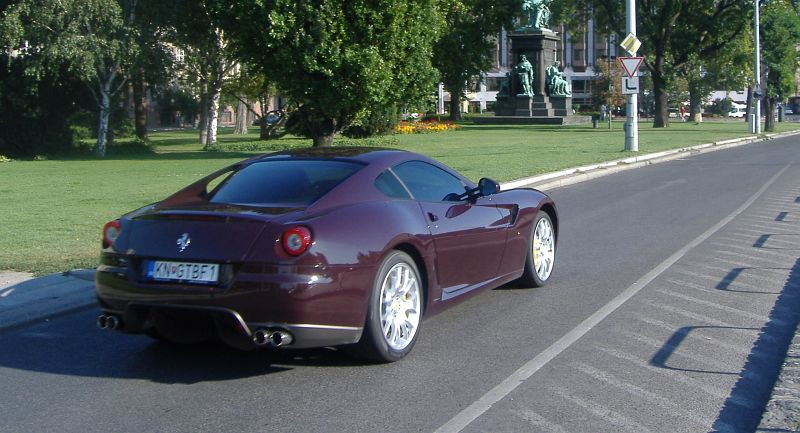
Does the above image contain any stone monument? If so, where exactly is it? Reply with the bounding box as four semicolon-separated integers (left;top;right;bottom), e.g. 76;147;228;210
485;0;587;125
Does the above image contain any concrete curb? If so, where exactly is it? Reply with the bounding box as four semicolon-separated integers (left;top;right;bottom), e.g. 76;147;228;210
757;320;800;432
500;130;800;191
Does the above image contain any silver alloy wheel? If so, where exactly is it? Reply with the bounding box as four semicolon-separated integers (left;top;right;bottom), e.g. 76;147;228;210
533;216;555;282
379;262;421;351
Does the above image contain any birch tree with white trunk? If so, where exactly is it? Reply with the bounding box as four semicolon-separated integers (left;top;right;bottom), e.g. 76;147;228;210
1;0;140;157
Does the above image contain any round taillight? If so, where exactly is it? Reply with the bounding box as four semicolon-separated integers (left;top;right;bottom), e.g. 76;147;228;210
102;220;121;248
281;226;312;256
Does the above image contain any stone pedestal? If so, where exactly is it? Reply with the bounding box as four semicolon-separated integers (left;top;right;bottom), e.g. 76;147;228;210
490;29;577;124
550;97;573;117
510;30;560;97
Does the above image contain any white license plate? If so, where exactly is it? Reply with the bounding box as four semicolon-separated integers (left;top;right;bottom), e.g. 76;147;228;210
146;261;219;284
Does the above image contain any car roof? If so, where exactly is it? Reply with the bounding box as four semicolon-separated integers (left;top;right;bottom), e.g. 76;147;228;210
252;147;411;166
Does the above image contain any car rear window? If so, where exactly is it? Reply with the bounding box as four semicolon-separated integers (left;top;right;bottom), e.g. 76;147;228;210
209;160;363;206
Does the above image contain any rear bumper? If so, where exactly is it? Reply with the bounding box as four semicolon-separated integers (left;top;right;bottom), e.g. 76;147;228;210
95;258;372;349
99;303;362;349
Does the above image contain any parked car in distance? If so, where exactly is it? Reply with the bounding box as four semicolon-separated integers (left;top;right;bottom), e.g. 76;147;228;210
95;148;559;362
728;104;746;118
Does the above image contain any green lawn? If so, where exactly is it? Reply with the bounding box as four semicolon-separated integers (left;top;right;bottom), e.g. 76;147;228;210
1;120;797;275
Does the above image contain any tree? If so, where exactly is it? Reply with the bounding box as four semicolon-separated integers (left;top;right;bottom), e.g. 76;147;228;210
562;0;752;127
128;1;174;140
432;0;519;121
681;31;753;123
1;0;140;157
761;0;800;131
161;0;237;147
594;57;626;111
224;65;279;139
227;1;442;147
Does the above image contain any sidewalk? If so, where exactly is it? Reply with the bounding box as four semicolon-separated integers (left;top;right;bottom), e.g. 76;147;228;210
1;129;799;429
0;269;96;331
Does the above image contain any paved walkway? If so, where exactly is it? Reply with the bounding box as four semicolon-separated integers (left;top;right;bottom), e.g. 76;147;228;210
0;269;95;331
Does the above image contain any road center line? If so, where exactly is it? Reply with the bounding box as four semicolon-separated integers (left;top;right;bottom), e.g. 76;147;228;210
434;162;792;433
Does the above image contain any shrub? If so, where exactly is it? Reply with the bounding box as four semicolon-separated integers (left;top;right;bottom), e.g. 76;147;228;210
708;98;734;116
342;105;400;138
335;135;399;147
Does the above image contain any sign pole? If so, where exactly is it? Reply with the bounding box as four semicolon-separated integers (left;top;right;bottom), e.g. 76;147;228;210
751;0;762;134
625;0;638;151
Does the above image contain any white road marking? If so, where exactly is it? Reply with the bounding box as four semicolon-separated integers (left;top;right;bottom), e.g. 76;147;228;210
513;409;571;433
655;289;772;322
593;345;735;401
572;362;712;427
551;388;655;433
642;299;745;328
433;164;791;433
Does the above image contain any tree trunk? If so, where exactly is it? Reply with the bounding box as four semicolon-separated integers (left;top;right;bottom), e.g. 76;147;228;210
745;86;752;122
234;98;248;134
313;133;334;147
651;69;669;128
198;80;208;145
132;71;148;139
764;97;775;132
688;82;703;123
259;116;269;140
205;81;221;148
448;91;463;121
96;88;111;157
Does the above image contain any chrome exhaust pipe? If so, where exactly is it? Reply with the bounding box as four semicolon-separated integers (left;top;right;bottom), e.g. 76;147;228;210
252;328;294;347
97;314;121;330
269;330;293;347
106;315;119;330
252;329;270;346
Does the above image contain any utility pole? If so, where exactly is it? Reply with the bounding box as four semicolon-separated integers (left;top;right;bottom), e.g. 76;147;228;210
625;0;638;151
751;0;762;134
608;35;613;129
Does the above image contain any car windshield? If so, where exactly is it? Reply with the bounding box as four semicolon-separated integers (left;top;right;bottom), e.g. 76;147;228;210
209;159;363;206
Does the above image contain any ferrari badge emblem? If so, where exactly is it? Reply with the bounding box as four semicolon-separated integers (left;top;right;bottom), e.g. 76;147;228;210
177;233;191;252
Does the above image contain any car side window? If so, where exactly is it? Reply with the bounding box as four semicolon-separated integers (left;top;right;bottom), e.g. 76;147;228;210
392;161;466;202
374;170;411;199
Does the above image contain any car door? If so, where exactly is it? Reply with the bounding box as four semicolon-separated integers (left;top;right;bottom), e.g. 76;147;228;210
391;161;507;300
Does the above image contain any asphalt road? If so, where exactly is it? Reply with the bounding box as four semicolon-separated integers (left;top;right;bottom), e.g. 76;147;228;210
1;134;799;433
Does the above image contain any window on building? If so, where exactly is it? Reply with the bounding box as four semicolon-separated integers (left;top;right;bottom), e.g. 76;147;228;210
485;77;502;92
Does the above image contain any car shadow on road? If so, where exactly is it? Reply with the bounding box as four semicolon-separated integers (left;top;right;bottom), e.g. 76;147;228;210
0;309;374;385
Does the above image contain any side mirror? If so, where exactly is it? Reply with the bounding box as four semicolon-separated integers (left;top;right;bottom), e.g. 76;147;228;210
478;178;500;197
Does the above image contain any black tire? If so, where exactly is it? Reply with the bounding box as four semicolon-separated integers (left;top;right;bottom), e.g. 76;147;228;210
518;211;556;287
353;251;423;363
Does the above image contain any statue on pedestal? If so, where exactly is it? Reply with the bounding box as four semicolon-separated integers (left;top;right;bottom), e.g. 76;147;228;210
546;61;572;97
516;55;535;96
519;0;552;31
497;72;512;97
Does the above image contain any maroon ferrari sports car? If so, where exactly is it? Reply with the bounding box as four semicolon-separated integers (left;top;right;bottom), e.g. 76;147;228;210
95;147;557;362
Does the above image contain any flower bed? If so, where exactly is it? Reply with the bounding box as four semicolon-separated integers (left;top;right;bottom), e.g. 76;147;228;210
394;120;460;134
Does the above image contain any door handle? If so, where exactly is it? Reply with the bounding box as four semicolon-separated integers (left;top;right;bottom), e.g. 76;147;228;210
427;212;439;222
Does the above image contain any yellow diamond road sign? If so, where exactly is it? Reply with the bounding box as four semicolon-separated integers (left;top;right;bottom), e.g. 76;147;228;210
620;33;641;56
